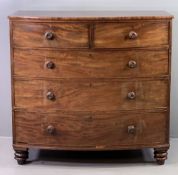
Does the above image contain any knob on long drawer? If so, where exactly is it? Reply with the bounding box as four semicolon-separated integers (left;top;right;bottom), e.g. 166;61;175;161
45;31;54;40
128;31;138;40
47;125;55;135
46;91;56;101
127;91;136;100
128;125;136;135
46;61;55;69
128;60;137;68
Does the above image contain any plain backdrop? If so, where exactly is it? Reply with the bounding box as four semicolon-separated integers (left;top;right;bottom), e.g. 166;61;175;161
0;0;178;137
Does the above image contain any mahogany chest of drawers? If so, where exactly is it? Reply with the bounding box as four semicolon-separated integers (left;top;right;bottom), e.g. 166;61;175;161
9;11;173;165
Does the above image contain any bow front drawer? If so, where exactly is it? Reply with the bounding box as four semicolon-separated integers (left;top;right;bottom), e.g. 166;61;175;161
14;111;167;148
13;49;168;78
14;79;168;111
94;22;169;48
12;23;89;48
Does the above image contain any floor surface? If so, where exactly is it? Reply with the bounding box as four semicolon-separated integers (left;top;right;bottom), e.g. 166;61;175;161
0;137;178;175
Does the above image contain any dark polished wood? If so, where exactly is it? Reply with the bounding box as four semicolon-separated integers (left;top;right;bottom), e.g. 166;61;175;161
9;11;173;165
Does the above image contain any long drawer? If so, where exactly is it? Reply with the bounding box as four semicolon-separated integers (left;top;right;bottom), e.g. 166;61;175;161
94;22;169;48
14;110;167;148
14;79;168;111
13;49;169;78
12;22;89;48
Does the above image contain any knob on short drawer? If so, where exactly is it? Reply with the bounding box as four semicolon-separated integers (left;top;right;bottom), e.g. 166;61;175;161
128;60;137;68
45;31;54;40
46;91;55;101
47;125;55;135
128;125;136;135
127;91;136;100
46;61;55;69
128;31;138;40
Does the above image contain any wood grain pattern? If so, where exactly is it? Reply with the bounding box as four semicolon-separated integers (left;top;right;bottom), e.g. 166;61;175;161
14;79;168;111
12;22;89;48
94;22;169;48
13;49;169;78
14;111;167;147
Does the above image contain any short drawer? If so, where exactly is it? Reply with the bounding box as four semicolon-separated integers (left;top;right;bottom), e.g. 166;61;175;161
14;111;167;148
94;22;169;48
14;79;168;111
12;22;89;48
13;49;169;78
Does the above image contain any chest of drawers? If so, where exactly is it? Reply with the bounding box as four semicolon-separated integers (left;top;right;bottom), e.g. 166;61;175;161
9;11;173;165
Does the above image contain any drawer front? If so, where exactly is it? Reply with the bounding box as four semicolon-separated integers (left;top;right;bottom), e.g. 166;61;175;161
94;22;169;48
14;79;168;111
12;23;89;48
14;49;169;78
14;111;167;147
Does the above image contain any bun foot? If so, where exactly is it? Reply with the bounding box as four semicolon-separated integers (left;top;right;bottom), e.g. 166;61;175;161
154;147;168;165
156;160;165;165
14;149;28;165
17;159;26;165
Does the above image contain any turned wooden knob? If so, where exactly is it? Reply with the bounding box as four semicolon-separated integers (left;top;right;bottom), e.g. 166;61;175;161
128;60;137;68
46;91;55;100
127;91;136;100
45;31;54;40
129;31;138;40
46;61;55;69
128;125;136;134
47;125;55;134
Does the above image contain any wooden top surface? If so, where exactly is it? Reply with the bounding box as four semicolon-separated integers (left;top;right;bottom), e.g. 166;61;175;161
9;11;173;21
